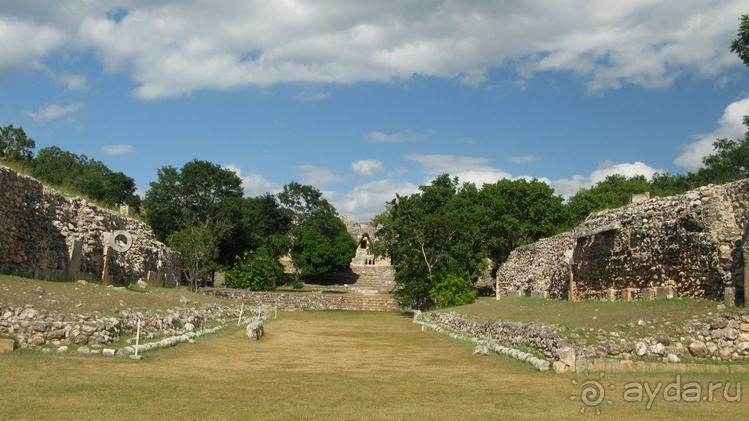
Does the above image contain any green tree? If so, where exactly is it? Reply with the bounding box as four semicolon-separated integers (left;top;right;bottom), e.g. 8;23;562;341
0;124;35;161
31;146;139;207
144;159;244;286
278;182;356;278
373;175;486;309
480;178;572;268
144;159;243;242
730;14;749;69
167;221;229;291
691;133;749;185
566;174;651;223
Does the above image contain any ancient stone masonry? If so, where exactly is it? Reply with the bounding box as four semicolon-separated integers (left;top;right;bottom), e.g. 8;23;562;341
416;309;749;373
0;165;181;285
200;288;402;312
497;179;749;302
0;301;240;351
280;215;396;293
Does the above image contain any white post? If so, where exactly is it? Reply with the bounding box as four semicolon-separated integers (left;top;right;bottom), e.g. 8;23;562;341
496;278;499;301
275;306;277;319
134;318;141;357
238;304;244;326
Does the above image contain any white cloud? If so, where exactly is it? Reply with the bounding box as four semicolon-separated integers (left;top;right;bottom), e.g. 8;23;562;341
363;131;430;143
326;178;419;222
223;164;283;198
0;17;66;76
291;164;345;187
24;103;82;121
548;160;663;198
508;155;540;164
2;1;745;98
674;97;749;172
101;145;136;155
58;73;88;91
351;159;384;179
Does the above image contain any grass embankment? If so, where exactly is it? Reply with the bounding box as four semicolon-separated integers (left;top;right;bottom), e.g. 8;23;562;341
452;296;730;329
0;274;235;315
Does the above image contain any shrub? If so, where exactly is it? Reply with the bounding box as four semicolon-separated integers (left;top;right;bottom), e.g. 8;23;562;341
429;273;477;308
225;248;283;291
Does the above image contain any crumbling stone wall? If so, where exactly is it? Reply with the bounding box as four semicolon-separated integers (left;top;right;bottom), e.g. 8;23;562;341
0;165;181;284
496;179;749;301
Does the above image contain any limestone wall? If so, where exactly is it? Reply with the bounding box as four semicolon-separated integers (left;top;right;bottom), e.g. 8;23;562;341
200;288;402;311
496;179;749;302
0;165;181;285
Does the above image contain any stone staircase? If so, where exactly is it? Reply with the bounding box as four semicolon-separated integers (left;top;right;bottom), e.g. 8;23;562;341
303;265;396;294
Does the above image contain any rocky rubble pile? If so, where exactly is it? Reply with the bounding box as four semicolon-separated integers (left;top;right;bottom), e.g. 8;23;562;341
0;302;240;351
416;309;749;371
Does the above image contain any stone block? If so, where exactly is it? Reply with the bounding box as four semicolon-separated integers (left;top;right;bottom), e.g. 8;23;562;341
575;359;592;373
622;288;634;302
556;347;576;367
656;286;674;299
607;288;616;302
725;287;736;307
591;359;606;373
619;360;634;372
553;361;570;373
530;290;548;299
643;288;655;301
0;339;15;353
506;290;523;298
605;359;621;372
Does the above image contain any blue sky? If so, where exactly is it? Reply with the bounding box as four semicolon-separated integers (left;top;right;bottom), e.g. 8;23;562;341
1;1;748;220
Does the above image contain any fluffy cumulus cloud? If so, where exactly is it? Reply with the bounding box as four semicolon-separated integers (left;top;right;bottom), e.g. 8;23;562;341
0;17;66;75
674;97;749;172
351;159;385;179
24;103;82;121
3;1;744;98
223;164;283;198
548;160;663;198
326;178;418;221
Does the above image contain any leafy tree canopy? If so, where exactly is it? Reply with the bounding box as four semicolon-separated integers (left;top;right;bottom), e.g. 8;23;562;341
0;124;35;162
373;175;488;309
278;182;355;277
31;146;139;207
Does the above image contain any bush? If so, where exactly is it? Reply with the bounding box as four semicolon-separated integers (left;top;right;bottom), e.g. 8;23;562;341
225;248;283;291
429;273;477;308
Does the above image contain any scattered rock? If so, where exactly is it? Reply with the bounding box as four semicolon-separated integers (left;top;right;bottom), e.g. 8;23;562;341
246;319;264;340
688;341;709;357
472;345;489;356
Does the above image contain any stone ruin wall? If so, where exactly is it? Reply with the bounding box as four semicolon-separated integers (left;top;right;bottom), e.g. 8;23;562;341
497;179;749;302
0;165;181;285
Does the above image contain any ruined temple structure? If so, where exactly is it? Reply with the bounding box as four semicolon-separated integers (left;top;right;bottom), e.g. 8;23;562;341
493;179;749;305
0;165;181;286
288;216;395;294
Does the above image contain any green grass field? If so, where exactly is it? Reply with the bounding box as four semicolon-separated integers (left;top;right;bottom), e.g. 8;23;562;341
1;277;748;419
